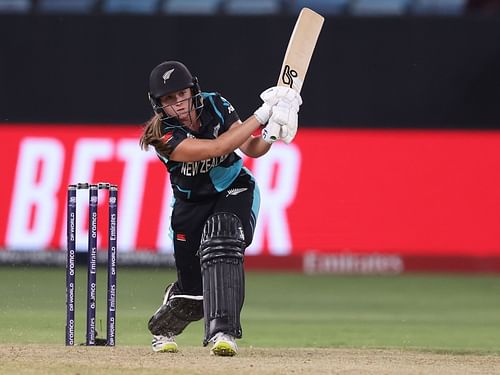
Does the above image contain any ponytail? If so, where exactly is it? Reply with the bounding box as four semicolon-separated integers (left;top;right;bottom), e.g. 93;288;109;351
139;114;163;151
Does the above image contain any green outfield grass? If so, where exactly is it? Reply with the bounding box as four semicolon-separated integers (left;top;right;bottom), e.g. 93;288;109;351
1;266;499;353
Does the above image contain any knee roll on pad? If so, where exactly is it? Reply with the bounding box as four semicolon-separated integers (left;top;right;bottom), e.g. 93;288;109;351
148;283;204;336
199;212;246;263
199;212;246;346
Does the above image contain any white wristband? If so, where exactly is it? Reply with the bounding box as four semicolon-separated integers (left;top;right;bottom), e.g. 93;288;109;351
254;103;272;125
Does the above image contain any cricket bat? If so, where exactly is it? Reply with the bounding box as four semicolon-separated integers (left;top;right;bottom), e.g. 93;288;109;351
277;8;324;93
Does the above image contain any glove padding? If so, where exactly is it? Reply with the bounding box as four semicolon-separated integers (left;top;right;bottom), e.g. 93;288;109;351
268;95;301;144
261;121;282;144
254;86;302;125
254;102;272;125
261;86;302;107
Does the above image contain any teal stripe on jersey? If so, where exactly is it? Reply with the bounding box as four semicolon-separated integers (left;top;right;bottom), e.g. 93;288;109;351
156;151;169;164
243;167;261;220
207;94;224;124
209;159;243;192
168;196;176;241
173;184;192;199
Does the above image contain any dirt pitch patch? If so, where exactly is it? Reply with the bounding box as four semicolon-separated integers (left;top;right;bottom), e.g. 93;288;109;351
1;344;499;375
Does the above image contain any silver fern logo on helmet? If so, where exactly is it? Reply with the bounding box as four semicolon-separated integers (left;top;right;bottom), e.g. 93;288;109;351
162;69;175;83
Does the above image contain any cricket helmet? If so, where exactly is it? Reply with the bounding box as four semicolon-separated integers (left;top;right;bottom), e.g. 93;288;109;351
148;61;202;119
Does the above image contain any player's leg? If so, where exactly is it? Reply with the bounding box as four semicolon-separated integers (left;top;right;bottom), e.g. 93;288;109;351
148;282;203;352
199;212;246;356
200;173;260;356
148;199;211;352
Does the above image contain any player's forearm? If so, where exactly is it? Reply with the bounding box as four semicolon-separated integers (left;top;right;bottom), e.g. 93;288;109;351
213;116;262;155
240;135;272;158
168;116;263;162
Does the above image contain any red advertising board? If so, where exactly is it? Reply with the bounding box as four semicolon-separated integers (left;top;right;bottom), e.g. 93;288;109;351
1;124;500;272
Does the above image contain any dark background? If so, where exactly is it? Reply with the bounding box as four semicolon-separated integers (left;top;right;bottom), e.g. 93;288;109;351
1;14;499;127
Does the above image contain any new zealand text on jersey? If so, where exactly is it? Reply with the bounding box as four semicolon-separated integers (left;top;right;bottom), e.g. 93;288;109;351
181;154;229;176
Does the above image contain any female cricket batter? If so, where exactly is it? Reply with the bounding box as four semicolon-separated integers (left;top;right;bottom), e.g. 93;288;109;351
140;61;301;356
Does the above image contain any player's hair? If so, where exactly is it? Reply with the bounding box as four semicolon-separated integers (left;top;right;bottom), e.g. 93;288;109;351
139;115;161;150
139;114;173;156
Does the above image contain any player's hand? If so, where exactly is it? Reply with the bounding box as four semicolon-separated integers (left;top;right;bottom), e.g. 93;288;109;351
261;86;301;106
269;93;302;144
261;121;282;144
254;86;302;125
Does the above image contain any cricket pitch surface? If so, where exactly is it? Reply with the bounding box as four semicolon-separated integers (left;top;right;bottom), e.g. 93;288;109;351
1;345;499;374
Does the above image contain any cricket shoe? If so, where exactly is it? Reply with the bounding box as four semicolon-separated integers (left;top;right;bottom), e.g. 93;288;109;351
148;283;176;334
152;335;178;353
210;332;238;356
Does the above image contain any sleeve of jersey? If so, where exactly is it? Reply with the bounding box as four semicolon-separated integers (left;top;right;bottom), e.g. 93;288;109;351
156;130;184;160
217;95;240;130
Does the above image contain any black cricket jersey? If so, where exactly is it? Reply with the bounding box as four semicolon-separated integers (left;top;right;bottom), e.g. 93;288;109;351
156;92;250;201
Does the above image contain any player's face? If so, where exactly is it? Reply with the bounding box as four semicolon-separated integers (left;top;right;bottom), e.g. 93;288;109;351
160;88;194;121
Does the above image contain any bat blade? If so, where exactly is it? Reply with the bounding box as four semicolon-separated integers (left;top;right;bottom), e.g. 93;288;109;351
277;8;324;93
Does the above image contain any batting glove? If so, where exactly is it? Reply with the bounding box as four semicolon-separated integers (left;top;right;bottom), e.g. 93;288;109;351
269;101;299;144
261;121;282;144
254;86;302;125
